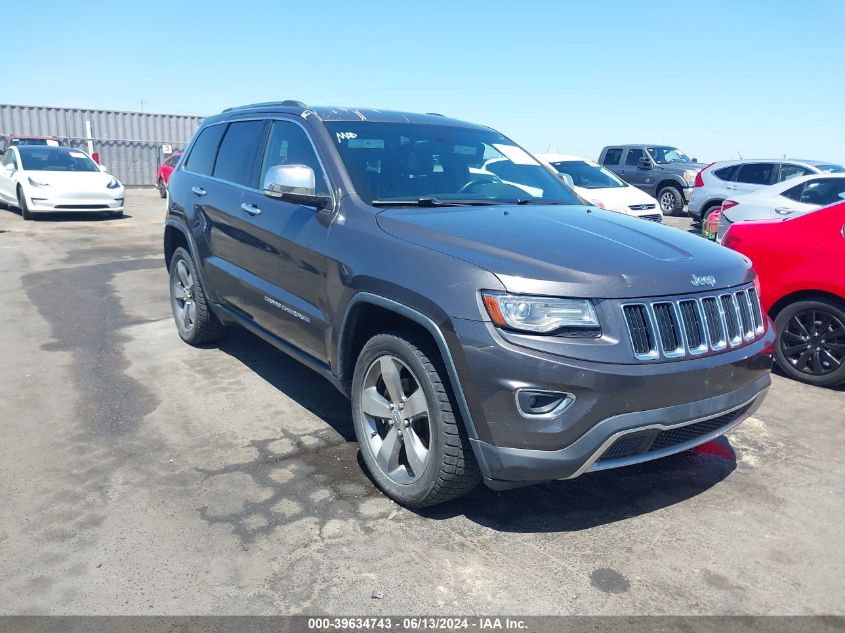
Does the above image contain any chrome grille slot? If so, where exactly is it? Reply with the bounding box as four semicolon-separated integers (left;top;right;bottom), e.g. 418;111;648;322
620;284;764;361
700;296;727;350
622;304;658;360
652;302;684;357
678;300;708;354
747;287;765;334
735;290;755;340
721;294;743;346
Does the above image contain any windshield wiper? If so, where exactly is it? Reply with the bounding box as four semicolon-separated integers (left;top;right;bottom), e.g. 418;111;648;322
371;198;502;208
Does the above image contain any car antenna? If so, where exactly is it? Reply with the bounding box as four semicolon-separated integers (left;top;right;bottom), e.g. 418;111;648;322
737;150;743;159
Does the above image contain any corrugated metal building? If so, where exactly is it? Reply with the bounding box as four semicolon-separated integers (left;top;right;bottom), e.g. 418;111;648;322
0;104;204;186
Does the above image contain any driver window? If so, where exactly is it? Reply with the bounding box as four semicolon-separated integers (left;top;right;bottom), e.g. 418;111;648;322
260;121;329;196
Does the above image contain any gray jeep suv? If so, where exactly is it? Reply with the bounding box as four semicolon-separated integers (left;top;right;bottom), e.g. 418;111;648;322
599;144;706;215
164;102;773;507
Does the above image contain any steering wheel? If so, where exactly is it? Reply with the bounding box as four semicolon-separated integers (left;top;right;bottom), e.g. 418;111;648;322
458;175;500;194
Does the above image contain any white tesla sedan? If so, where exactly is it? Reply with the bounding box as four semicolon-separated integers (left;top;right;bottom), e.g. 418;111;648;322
716;173;845;241
0;145;124;220
537;153;663;221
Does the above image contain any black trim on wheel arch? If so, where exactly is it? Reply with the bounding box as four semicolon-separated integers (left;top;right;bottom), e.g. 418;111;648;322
338;294;481;446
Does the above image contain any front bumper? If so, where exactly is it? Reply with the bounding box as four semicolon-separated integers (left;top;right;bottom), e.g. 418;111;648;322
26;190;125;213
449;318;774;487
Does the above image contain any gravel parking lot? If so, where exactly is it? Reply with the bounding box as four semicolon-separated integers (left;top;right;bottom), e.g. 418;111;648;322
0;189;843;615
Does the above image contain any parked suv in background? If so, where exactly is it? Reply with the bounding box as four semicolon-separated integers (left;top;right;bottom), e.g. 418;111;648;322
689;159;845;228
599;145;705;215
164;102;773;507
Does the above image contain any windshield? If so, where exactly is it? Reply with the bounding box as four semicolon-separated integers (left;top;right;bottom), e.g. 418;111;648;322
816;164;845;174
325;122;582;206
551;160;626;189
647;146;692;164
18;146;99;172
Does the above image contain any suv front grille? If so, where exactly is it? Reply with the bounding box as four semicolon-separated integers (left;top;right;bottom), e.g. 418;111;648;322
622;286;764;361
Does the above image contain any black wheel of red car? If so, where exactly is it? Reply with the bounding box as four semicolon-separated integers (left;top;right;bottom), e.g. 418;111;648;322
773;298;845;387
158;178;167;198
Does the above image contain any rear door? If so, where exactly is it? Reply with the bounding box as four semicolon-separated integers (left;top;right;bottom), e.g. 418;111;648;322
235;118;336;363
619;148;653;194
730;162;776;196
600;147;624;178
200;119;270;319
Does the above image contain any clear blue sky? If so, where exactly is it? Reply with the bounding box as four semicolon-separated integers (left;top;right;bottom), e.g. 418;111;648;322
6;0;844;164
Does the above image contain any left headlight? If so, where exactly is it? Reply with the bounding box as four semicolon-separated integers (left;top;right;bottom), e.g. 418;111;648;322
27;177;50;187
482;292;600;334
106;177;121;189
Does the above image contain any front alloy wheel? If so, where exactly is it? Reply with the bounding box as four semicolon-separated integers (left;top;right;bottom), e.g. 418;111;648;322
352;332;480;507
360;355;432;484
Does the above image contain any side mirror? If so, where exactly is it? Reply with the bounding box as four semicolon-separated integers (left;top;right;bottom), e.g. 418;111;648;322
637;157;652;169
692;158;698;163
263;164;331;209
98;164;108;173
557;173;575;188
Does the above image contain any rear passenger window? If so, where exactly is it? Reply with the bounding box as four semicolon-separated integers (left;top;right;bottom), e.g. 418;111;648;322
213;120;268;187
778;164;814;182
625;149;645;166
183;124;226;176
259;120;329;195
735;163;774;185
781;183;805;202
798;179;845;206
713;165;738;181
602;148;622;165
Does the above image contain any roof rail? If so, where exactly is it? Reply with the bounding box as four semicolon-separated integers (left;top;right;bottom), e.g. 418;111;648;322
425;112;446;117
222;100;306;112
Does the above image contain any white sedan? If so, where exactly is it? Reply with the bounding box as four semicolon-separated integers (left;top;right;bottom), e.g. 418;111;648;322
0;145;124;220
537;153;663;222
716;173;845;241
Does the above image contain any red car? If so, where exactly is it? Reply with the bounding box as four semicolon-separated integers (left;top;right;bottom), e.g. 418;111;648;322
722;201;845;387
156;152;182;198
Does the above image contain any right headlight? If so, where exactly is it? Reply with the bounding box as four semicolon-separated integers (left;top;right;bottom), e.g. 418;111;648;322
482;292;600;334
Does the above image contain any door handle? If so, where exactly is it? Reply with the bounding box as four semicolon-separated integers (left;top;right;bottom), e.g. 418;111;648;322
774;207;794;215
241;203;261;216
726;185;737;190
192;186;207;197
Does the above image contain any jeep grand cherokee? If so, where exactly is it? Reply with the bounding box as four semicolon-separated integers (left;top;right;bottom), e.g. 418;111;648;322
164;101;773;507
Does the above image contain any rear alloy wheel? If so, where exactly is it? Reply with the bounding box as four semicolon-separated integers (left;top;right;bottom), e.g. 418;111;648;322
169;247;227;345
658;185;684;216
774;299;845;387
158;178;167;198
17;186;33;221
352;332;480;507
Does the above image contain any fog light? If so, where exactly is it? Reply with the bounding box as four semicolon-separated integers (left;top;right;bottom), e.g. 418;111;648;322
515;389;575;418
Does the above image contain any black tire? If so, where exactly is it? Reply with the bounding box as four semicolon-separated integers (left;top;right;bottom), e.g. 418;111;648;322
773;298;845;388
17;186;33;221
657;185;685;216
158;178;167;198
351;331;480;507
169;247;227;345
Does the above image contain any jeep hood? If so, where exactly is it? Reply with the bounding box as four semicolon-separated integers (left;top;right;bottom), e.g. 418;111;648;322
376;205;753;298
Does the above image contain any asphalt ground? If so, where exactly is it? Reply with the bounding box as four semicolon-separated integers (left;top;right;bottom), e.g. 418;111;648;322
0;189;842;615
